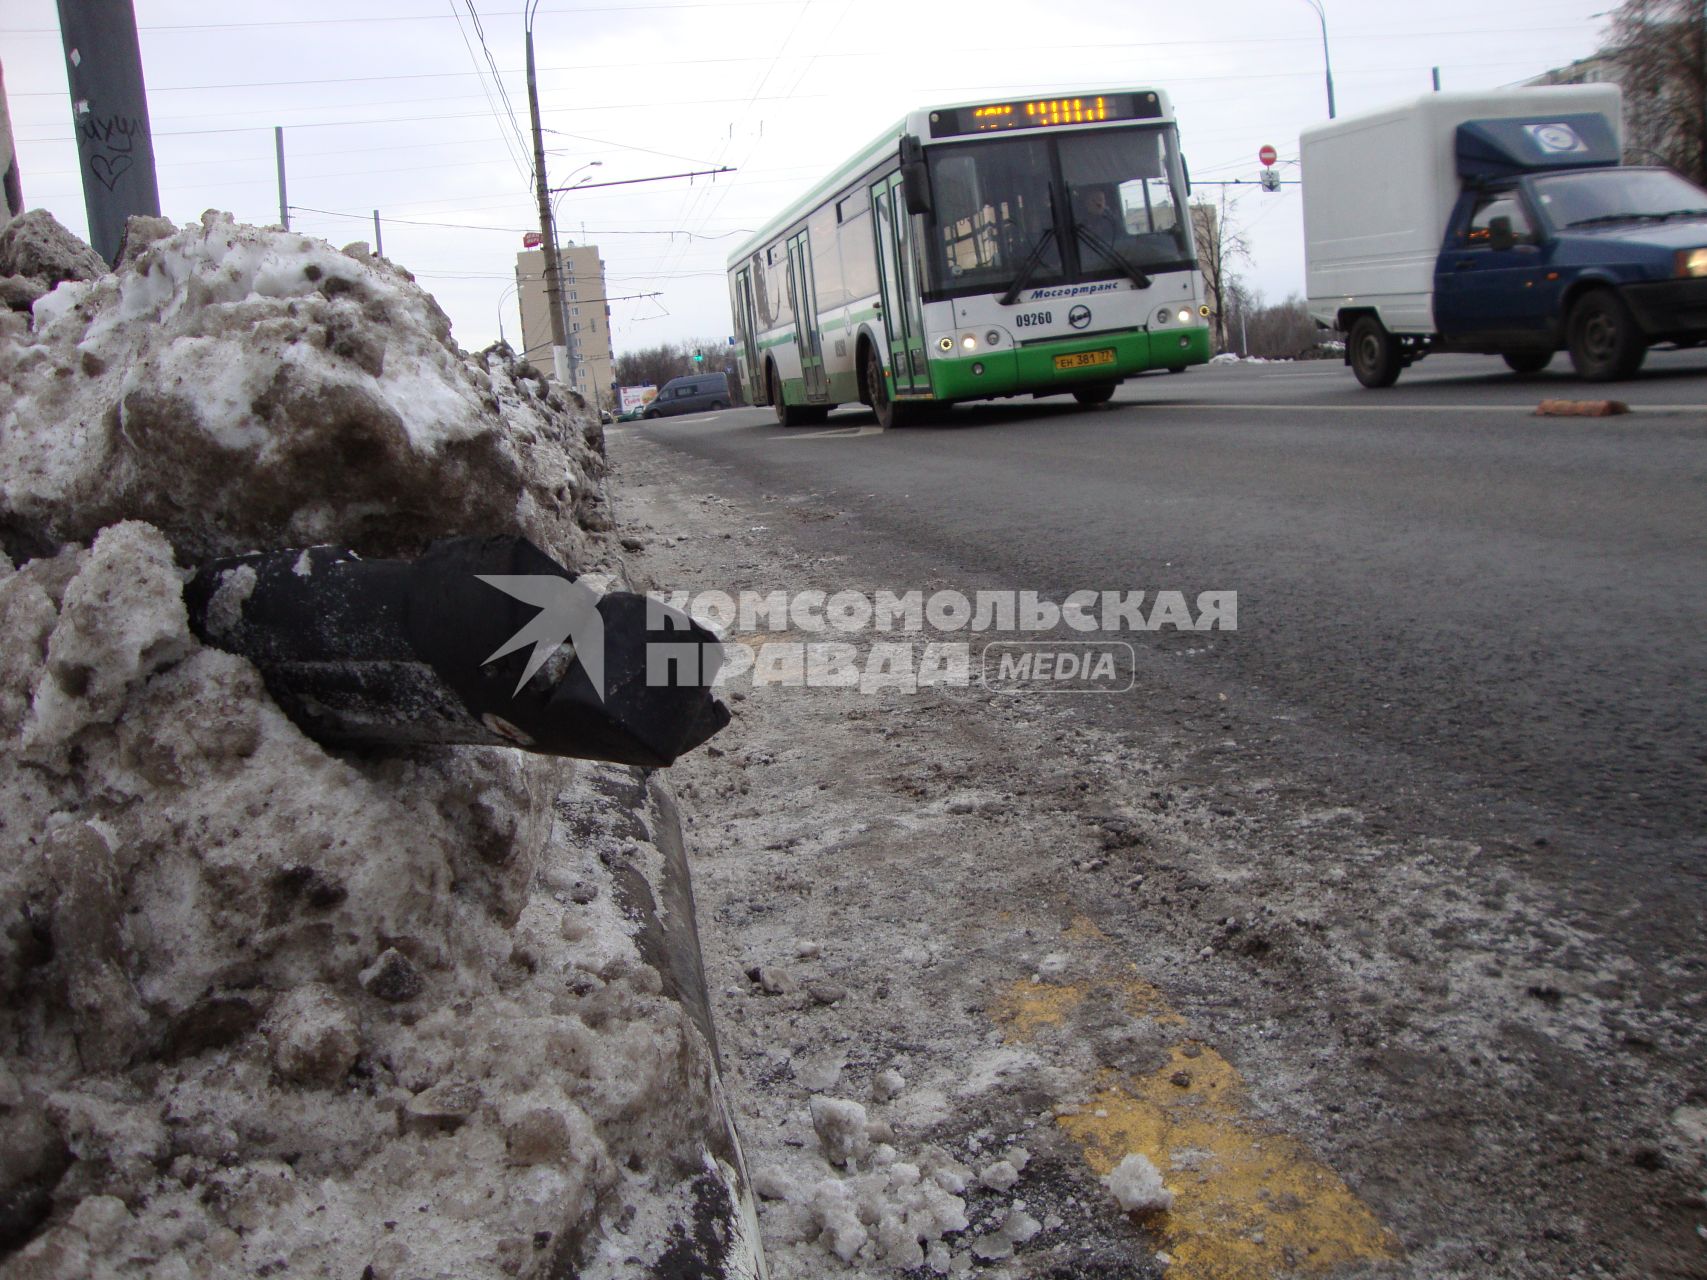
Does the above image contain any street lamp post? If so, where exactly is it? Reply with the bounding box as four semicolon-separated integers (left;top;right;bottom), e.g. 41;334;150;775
497;283;519;351
1302;0;1336;120
548;163;601;407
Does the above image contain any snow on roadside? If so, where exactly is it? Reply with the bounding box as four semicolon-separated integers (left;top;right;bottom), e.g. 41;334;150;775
0;214;733;1280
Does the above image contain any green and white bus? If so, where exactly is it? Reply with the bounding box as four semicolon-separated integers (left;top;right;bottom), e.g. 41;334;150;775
727;88;1212;428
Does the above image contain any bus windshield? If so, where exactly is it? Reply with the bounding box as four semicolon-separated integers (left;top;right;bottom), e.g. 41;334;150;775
925;124;1192;298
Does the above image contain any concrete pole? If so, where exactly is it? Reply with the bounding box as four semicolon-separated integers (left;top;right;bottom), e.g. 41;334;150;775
373;209;383;258
1;60;23;223
525;28;571;387
275;127;288;229
56;0;162;264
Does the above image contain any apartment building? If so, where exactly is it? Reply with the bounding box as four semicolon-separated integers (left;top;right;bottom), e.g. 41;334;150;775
514;242;614;411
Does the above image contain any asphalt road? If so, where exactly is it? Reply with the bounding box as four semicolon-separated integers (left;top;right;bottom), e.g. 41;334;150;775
624;351;1707;958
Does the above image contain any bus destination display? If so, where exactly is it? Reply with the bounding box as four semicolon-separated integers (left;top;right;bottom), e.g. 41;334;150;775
929;93;1162;138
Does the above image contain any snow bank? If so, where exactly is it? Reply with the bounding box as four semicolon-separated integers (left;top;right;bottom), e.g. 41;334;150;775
0;216;745;1279
0;211;607;563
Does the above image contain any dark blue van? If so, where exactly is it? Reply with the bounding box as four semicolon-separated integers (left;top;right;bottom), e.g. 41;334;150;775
643;373;732;418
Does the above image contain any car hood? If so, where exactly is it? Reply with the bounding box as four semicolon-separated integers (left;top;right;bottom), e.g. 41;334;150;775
1562;218;1707;251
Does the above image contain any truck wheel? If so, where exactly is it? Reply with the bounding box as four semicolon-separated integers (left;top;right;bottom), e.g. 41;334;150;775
1502;351;1552;375
1072;383;1116;407
1567;290;1647;381
1349;316;1402;388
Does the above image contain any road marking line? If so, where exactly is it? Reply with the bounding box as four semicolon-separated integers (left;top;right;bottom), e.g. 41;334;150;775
993;957;1399;1279
784;424;884;440
1144;402;1707;414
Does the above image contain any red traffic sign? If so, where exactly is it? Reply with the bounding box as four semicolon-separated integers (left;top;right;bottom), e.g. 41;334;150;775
1258;144;1278;167
522;230;543;249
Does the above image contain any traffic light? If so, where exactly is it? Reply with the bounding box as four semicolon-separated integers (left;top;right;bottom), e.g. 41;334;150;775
692;351;704;363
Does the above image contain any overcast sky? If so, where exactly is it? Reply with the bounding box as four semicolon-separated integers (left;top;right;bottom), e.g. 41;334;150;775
6;1;1613;358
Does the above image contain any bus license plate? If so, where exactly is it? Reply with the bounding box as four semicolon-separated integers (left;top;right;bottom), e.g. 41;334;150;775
1055;349;1115;371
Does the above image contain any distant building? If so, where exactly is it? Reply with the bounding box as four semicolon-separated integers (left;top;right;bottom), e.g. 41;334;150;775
1527;54;1619;88
515;243;614;411
1529;30;1706;184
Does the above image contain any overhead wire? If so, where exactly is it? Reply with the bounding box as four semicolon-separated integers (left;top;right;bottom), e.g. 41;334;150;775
643;0;816;287
448;0;532;185
466;1;531;166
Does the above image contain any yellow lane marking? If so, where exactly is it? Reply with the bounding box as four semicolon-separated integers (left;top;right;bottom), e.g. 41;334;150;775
993;949;1399;1279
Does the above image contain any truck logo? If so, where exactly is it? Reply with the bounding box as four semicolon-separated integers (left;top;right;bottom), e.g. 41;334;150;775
1068;305;1092;329
1525;122;1587;155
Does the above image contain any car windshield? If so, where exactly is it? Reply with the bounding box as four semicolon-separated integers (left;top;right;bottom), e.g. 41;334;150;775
1532;168;1707;228
925;124;1191;297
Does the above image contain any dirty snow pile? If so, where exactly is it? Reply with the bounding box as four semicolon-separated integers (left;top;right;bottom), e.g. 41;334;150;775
0;208;606;562
0;212;727;1279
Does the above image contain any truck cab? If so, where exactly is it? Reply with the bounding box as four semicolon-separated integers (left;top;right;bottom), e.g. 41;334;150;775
1302;86;1707;387
1434;162;1707;380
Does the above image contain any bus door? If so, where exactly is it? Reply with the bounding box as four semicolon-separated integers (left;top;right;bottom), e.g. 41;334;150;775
872;173;929;394
734;265;760;393
785;230;828;401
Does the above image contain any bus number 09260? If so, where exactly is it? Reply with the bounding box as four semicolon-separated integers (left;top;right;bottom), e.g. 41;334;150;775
1014;311;1053;328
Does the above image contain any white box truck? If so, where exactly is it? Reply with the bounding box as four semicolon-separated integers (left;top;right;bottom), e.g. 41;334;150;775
1302;86;1707;386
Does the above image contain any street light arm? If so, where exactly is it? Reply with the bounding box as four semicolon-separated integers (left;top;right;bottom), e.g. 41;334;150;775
1300;0;1336;119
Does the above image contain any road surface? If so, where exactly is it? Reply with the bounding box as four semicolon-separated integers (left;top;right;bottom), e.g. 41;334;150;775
614;351;1707;1278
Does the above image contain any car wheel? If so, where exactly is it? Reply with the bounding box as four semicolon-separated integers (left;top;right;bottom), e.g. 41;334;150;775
1349;315;1402;388
1502;351;1553;375
1072;382;1116;407
1567;289;1647;382
708;400;726;411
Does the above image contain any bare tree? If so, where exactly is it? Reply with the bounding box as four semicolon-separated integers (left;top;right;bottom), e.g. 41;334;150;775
1607;0;1707;184
613;338;741;402
1190;192;1250;352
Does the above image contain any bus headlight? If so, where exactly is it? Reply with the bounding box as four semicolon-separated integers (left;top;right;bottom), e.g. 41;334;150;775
938;336;954;352
986;330;1001;346
1155;307;1171;326
1677;248;1707;277
1177;308;1192;324
961;334;977;350
1199;305;1211;317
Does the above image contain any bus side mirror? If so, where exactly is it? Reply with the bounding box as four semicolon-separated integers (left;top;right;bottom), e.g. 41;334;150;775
1488;215;1515;252
900;134;932;216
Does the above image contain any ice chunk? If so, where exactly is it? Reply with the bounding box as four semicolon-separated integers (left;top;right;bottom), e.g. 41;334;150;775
1103;1152;1174;1213
809;1096;871;1167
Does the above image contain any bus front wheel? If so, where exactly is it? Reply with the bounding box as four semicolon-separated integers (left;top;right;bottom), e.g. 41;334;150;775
864;344;908;429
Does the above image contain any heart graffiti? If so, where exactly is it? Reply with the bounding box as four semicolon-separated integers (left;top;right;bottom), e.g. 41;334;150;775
89;152;134;190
